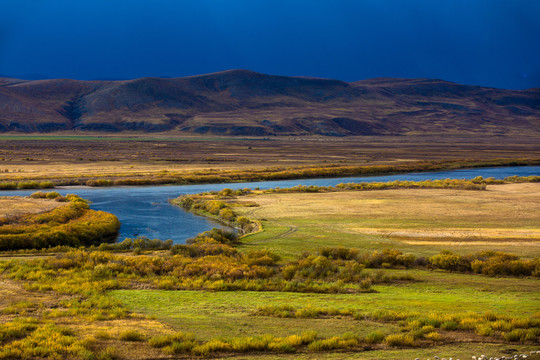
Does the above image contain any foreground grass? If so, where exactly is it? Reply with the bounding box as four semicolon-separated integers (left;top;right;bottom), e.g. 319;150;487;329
217;344;540;360
111;268;539;339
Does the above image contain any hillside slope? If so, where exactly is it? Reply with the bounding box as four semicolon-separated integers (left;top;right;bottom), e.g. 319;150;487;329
0;70;538;136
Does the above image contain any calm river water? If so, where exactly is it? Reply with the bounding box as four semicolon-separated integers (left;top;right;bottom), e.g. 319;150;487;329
2;166;538;243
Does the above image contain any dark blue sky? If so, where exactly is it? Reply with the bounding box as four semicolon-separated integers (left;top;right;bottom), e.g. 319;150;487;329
1;0;539;89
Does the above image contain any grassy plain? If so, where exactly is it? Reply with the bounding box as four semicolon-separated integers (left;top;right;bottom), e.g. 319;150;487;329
0;135;538;186
236;183;540;259
112;268;540;339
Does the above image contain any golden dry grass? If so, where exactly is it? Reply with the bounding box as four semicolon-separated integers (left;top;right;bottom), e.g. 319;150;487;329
239;183;540;257
0;278;70;321
0;197;65;217
0;135;538;181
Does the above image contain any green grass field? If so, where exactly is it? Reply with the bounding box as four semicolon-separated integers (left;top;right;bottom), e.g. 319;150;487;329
111;269;539;338
235;183;540;260
111;266;540;359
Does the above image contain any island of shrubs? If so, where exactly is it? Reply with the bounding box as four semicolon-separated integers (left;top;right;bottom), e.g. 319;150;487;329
0;192;120;251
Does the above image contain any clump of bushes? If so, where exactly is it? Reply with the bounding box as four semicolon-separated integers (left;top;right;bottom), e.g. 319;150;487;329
0;181;57;190
0;321;96;359
172;195;259;234
29;191;62;200
96;237;173;252
253;304;539;344
268;178;488;193
0;193;120;251
384;333;416;347
170;228;240;258
148;330;372;355
429;250;540;277
119;330;145;342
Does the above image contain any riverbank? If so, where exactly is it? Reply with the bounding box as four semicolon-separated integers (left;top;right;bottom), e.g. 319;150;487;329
1;158;539;190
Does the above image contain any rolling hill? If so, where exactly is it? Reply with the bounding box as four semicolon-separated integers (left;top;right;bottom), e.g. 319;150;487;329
0;70;538;136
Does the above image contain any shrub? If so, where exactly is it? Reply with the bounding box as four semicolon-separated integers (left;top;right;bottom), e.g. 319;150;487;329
244;249;280;266
164;340;198;354
360;279;372;290
440;321;458;330
40;181;55;189
229;336;270;352
319;246;359;260
425;331;441;341
491;320;512;332
307;337;340;351
119;330;144;342
429;250;471;272
45;191;61;199
295;305;322;318
94;331;111;340
384;333;416;347
192;339;231;355
504;329;528;342
475;325;493;336
217;188;233;198
364;331;385;344
218;208;235;221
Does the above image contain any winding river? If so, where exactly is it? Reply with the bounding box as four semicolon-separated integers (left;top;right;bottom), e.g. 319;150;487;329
2;166;539;243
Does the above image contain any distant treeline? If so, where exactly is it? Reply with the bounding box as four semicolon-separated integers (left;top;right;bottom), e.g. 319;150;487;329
0;158;538;190
0;193;120;251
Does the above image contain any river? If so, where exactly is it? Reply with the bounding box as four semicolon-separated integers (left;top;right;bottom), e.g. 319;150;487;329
1;166;538;243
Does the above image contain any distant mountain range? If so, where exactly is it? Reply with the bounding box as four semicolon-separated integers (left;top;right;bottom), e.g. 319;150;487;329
0;70;538;136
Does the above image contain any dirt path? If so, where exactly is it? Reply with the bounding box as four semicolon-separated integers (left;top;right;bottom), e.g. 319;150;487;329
244;199;298;240
274;223;298;238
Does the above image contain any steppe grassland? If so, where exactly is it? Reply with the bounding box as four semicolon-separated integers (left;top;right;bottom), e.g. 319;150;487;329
236;183;540;259
1;135;538;184
108;181;539;358
0;181;539;359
